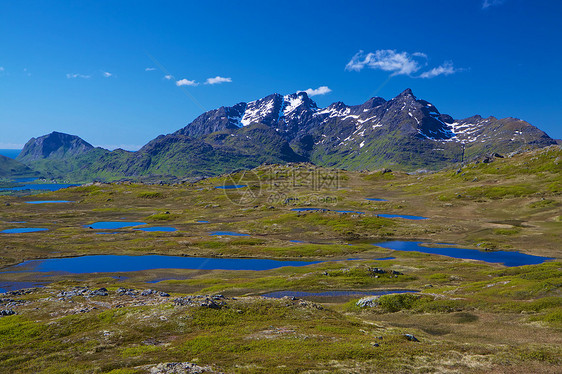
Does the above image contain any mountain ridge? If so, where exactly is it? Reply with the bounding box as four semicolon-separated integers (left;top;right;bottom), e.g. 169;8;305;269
12;89;557;182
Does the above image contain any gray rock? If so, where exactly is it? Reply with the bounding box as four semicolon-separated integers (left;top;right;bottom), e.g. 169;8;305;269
91;288;108;296
356;296;380;308
117;287;138;296
404;333;419;342
173;295;227;309
149;362;222;373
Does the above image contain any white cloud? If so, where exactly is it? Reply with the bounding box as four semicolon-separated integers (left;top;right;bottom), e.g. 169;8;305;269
412;52;428;59
482;0;506;9
345;50;423;76
419;61;458;79
205;76;232;85
164;75;173;80
145;67;156;71
346;50;463;79
302;86;332;96
66;73;91;79
103;72;112;78
176;78;199;87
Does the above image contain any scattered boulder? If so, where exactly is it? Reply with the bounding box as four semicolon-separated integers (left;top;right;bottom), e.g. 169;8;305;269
173;295;227;309
0;309;16;316
117;287;139;296
367;267;403;277
368;267;387;275
404;333;419;342
91;288;108;296
149;362;222;374
3;289;32;297
356;296;380;308
140;289;170;297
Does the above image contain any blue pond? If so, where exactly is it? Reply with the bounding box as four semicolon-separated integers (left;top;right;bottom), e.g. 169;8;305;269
134;226;177;232
262;289;416;298
0;184;79;192
7;255;320;273
197;220;210;223
25;200;73;204
377;214;428;220
373;241;553;267
366;198;387;202
1;228;48;234
209;231;250;236
84;222;146;229
215;185;247;189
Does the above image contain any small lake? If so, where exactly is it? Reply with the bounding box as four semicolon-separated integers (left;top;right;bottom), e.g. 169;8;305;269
0;183;79;192
1;228;49;234
262;289;416;298
215;185;247;189
134;226;177;232
377;214;428;220
197;220;210;223
25;200;73;204
373;241;553;267
5;255;321;273
209;231;250;236
84;222;146;229
366;198;387;202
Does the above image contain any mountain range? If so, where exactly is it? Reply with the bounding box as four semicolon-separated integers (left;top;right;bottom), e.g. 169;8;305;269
5;88;558;182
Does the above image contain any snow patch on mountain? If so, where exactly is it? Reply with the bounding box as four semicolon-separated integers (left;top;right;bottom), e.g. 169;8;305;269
241;97;278;126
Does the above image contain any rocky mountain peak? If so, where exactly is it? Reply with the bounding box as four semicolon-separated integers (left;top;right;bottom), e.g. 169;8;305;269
396;88;415;99
17;131;94;163
360;97;387;110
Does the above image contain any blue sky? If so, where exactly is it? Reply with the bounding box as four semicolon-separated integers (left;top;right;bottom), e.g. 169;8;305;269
1;0;561;149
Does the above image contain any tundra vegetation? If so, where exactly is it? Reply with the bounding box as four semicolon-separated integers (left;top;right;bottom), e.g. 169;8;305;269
0;146;560;373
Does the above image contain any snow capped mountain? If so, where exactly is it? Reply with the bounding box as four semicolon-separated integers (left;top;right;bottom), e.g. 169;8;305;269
175;88;555;171
238;92;320;135
15;88;557;181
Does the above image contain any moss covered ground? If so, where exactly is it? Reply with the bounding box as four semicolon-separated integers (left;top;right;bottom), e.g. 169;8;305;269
0;146;560;373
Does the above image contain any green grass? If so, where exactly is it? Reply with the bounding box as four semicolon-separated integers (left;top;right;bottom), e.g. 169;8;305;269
137;191;163;199
0;149;561;373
